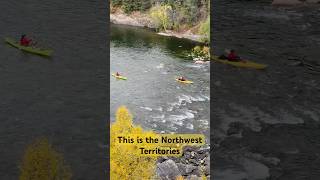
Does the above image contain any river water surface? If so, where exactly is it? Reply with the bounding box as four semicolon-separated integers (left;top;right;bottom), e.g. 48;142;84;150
0;0;107;179
213;1;320;179
110;24;210;138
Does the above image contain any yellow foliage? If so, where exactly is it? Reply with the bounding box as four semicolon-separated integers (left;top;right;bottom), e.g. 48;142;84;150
191;46;210;60
202;175;207;180
150;4;172;31
19;138;71;180
110;106;157;179
176;175;185;180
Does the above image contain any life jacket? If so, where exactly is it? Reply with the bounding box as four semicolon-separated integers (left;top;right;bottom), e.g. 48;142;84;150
20;37;31;46
227;52;238;61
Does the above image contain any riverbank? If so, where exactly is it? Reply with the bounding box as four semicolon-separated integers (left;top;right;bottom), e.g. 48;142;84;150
156;146;210;180
110;9;206;43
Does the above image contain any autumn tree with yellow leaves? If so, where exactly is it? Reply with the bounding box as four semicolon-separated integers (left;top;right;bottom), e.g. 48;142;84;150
19;138;72;180
110;106;158;179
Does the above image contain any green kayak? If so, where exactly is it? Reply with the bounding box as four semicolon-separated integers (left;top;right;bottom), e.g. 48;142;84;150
5;37;53;57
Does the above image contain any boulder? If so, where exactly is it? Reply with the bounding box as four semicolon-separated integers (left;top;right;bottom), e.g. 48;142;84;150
157;159;181;180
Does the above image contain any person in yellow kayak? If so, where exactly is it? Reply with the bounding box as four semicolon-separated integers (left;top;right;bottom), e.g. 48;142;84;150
219;49;242;62
116;72;121;76
20;34;33;46
178;76;186;81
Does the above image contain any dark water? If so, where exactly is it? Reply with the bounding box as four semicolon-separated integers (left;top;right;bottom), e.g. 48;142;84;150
213;1;320;179
0;0;107;179
110;24;210;138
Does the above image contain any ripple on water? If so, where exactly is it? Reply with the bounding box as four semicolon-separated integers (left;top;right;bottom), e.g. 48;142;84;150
216;103;305;139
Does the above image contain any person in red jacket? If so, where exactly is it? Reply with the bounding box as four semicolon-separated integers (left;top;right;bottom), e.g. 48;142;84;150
227;49;241;61
20;34;32;46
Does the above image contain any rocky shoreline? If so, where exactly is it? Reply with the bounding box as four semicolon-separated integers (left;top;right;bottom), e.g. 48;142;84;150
156;146;211;180
110;11;205;43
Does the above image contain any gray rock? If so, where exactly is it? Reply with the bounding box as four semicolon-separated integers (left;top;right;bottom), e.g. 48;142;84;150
183;146;200;153
204;163;210;176
197;152;207;160
157;156;169;163
157;159;181;180
177;163;198;176
191;151;196;158
184;151;192;159
189;158;200;166
186;175;201;180
204;156;210;165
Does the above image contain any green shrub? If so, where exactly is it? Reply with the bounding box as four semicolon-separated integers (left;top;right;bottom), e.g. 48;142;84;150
150;4;173;31
199;16;210;43
191;46;210;60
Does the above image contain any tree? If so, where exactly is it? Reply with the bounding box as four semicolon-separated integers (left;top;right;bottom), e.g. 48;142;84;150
19;138;72;180
199;16;210;43
150;4;173;31
110;106;157;179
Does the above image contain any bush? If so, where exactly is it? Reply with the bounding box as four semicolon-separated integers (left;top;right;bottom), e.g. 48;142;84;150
110;106;157;179
190;46;210;61
19;138;72;180
111;0;152;13
110;0;210;34
199;16;210;43
150;4;173;31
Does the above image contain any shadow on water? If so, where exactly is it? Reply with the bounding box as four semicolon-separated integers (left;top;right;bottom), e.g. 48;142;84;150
111;24;203;60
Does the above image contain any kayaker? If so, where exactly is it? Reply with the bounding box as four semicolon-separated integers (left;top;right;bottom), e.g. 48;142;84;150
116;72;121;76
219;49;241;61
178;76;186;81
20;34;32;46
227;49;241;61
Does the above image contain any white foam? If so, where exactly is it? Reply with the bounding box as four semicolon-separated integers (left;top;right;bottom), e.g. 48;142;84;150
168;110;195;127
184;110;195;119
156;63;164;69
198;119;209;126
140;106;152;111
217;103;305;138
168;115;187;126
190;95;206;102
186;123;194;130
186;64;205;69
155;107;163;112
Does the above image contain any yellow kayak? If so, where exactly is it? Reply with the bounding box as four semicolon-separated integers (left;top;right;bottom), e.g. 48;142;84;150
5;37;53;57
212;55;267;70
112;73;127;80
176;78;193;84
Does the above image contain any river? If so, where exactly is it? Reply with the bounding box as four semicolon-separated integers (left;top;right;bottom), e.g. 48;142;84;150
213;1;320;179
110;24;211;138
0;0;107;179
